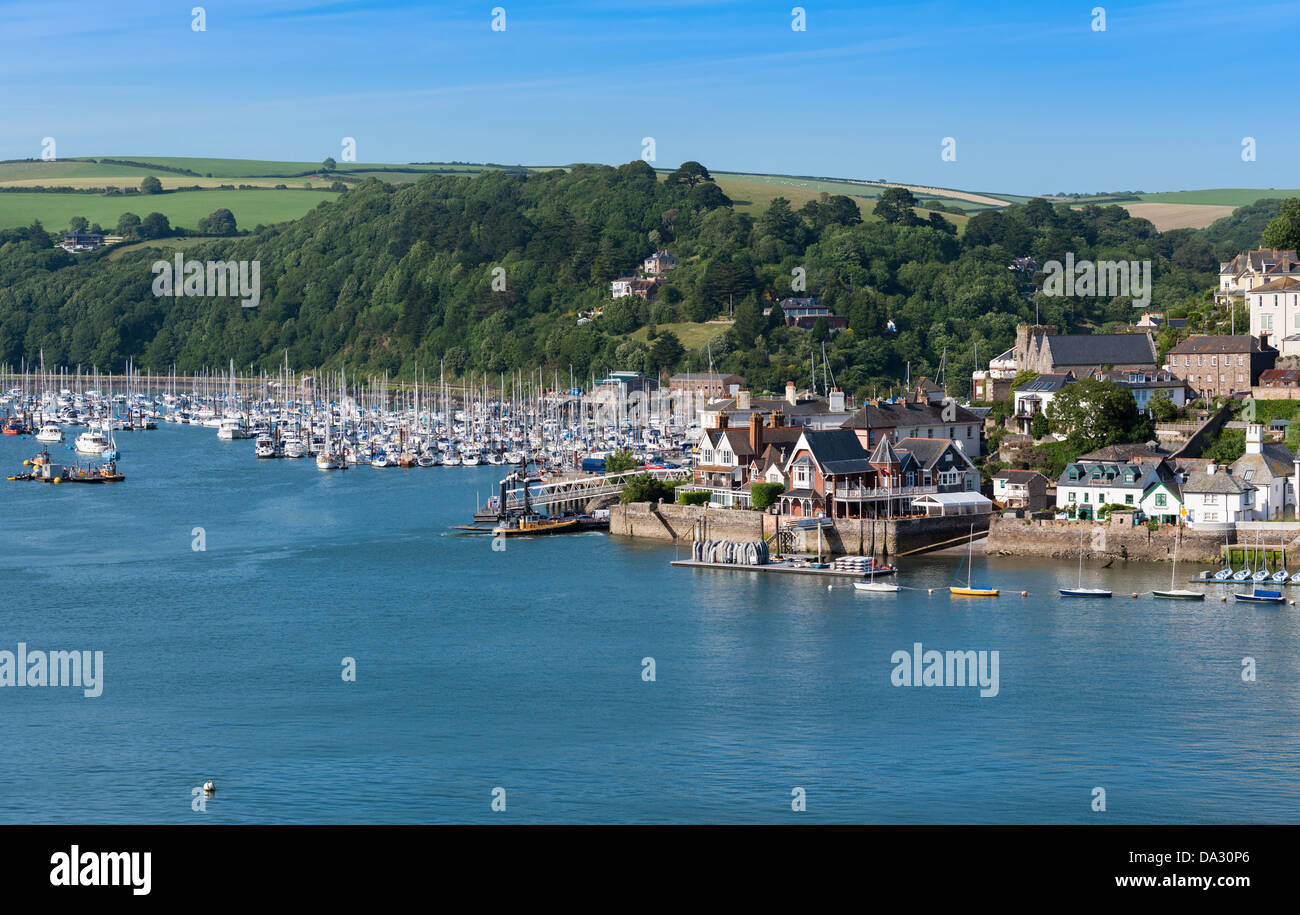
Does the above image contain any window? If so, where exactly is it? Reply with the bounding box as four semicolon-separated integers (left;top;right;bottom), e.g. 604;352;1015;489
1069;492;1077;502
1183;355;1190;366
1155;493;1167;507
1198;355;1204;366
1205;493;1219;505
1239;354;1246;365
1211;355;1217;367
1083;492;1089;503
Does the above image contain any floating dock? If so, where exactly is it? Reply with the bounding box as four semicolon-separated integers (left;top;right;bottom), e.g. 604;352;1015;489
670;560;892;579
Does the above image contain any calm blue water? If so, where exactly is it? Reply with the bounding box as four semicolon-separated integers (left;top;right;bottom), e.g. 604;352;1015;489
1;425;1298;824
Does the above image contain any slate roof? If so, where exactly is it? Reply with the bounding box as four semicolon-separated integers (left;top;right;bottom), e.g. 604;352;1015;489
993;469;1049;483
1168;334;1265;355
894;436;970;471
1077;443;1170;461
842;399;979;430
1041;333;1156;367
798;428;874;475
1231;442;1296;483
1181;471;1254;495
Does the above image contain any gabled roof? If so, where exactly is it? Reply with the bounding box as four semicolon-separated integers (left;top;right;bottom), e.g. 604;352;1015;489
1231;442;1296;481
894;436;971;470
1041;333;1156;368
797;428;874;475
993;469;1048;483
868;435;900;466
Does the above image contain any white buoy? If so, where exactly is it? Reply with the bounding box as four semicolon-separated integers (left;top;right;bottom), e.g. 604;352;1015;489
203;780;215;794
828;585;833;591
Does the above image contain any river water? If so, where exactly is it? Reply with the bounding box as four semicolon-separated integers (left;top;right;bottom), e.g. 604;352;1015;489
1;425;1297;823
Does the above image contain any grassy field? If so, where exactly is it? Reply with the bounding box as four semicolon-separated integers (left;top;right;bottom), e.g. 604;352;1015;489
3;155;1295;235
0;188;339;232
629;320;733;351
1136;188;1300;206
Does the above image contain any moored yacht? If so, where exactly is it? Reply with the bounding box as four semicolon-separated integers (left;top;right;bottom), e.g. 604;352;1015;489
74;430;111;455
35;423;63;443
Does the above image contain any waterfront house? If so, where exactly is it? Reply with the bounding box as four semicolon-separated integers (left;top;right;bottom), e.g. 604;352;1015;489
1056;455;1177;520
1229;423;1297;519
1180;466;1254;523
692;411;803;508
991;469;1050;510
1165;334;1276;399
893;437;979;494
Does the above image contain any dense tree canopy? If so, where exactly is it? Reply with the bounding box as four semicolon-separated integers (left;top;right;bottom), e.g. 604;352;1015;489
0;161;1262;401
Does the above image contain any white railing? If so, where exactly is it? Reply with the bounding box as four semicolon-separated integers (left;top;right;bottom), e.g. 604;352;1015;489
830;484;938;499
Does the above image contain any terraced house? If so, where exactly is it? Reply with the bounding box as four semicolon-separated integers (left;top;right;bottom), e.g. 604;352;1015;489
1164;334;1276;399
1056;455;1179;520
1217;247;1300;305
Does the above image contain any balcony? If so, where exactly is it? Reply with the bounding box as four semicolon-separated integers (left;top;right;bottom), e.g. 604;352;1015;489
830;483;939;500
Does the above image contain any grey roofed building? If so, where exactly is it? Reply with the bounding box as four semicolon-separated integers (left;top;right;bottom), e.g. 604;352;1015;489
1039;333;1157;369
1181;471;1254;495
1166;334;1269;355
841;398;981;429
1015;324;1158;376
1014;372;1075;395
893;436;972;471
798;428;876;475
1076;442;1170;462
1230;441;1295;484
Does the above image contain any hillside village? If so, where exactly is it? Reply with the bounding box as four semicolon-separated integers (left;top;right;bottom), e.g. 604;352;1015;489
652;244;1300;548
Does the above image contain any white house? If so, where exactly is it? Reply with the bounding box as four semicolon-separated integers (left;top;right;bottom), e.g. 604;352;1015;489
1220;248;1300;304
1013;372;1074;435
1230;423;1298;520
1248;276;1300;357
610;277;633;298
1180;466;1254;523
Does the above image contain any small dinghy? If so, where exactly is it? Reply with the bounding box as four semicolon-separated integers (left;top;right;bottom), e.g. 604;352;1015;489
854;580;901;593
1235;588;1284;604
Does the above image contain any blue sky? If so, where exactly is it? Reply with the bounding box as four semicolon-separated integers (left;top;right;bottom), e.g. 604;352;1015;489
2;0;1295;195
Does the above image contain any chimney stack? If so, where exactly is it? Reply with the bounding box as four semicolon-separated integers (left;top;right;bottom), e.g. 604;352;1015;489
828;387;845;413
785;381;797;406
1246;423;1263;456
749;412;763;456
737;389;751;410
717;412;728;430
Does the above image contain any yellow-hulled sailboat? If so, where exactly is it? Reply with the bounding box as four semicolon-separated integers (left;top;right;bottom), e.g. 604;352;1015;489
950;523;998;597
